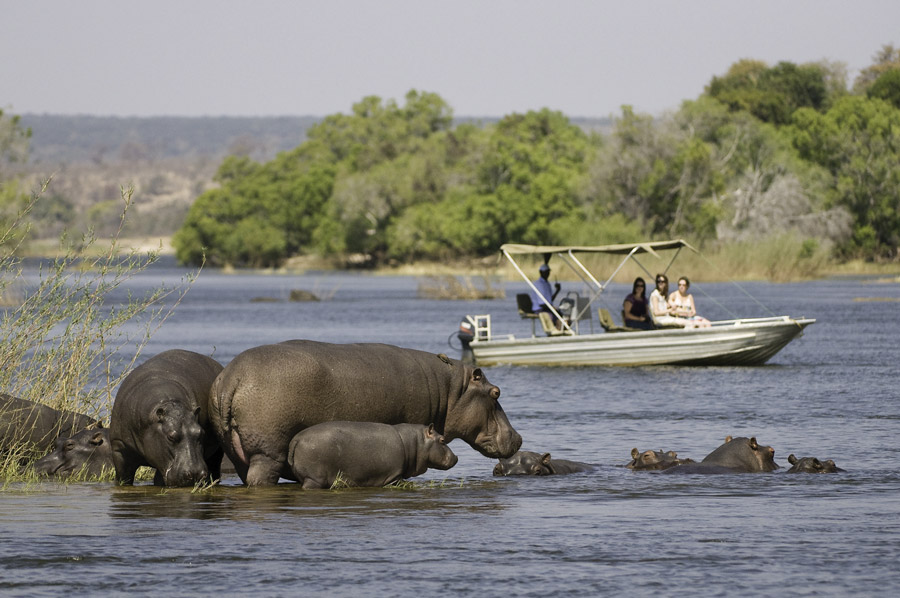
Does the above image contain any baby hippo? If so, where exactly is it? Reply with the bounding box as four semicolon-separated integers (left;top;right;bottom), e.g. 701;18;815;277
288;422;458;489
786;454;845;473
627;448;695;471
34;425;113;478
493;450;595;476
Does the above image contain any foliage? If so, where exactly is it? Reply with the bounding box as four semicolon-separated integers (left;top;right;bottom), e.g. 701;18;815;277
1;182;196;480
706;60;830;124
853;44;900;94
867;68;900;110
789;95;900;259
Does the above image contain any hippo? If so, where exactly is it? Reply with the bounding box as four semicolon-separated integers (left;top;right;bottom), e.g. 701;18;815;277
627;448;695;471
34;424;113;478
665;436;779;474
209;340;522;486
288;422;458;489
786;454;845;473
109;350;224;487
1;393;97;462
493;450;596;476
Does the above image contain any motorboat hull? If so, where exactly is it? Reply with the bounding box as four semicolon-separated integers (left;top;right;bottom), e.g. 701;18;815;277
468;317;815;367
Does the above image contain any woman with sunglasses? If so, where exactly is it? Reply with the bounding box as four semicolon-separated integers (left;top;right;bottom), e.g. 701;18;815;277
649;274;686;327
668;276;711;329
623;277;654;330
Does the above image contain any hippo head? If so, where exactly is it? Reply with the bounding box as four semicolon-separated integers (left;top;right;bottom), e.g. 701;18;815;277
627;448;688;471
786;454;844;473
143;402;209;487
493;450;554;476
34;424;113;478
422;424;458;471
446;367;522;459
702;436;779;472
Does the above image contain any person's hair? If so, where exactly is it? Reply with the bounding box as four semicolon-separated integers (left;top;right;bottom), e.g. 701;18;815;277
632;277;647;300
655;273;668;293
679;276;690;290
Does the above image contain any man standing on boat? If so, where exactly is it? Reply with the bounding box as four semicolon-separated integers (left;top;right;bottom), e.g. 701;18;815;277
530;263;562;321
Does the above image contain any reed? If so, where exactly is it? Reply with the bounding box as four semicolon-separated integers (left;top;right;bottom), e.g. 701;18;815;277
1;180;197;485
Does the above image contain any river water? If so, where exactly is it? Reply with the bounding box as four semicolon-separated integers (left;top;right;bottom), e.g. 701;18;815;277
2;264;899;597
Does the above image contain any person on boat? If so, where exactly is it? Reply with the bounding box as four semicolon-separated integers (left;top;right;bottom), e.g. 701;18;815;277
649;273;687;327
668;276;711;329
622;277;654;330
530;263;562;324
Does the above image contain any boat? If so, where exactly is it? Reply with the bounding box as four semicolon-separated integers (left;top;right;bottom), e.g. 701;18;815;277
455;239;815;367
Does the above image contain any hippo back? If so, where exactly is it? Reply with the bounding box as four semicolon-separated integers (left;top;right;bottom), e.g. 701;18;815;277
1;393;97;457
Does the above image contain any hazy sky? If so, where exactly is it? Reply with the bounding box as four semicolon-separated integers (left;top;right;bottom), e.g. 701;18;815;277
4;1;898;119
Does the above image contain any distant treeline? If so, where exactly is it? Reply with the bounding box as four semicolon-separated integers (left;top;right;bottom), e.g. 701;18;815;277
171;47;900;267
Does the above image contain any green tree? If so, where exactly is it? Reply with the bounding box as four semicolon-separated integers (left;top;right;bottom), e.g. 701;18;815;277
0;108;33;253
867;69;900;110
790;95;900;258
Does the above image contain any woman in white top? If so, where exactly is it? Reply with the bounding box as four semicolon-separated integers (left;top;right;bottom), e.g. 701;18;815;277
667;276;711;329
649;274;687;327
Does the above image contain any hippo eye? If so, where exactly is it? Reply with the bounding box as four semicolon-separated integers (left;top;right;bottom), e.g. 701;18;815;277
167;430;182;443
63;440;75;453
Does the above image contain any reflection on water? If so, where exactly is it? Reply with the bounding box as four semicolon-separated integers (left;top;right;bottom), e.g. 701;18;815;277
2;268;900;596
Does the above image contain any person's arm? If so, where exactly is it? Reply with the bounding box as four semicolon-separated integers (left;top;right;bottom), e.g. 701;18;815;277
685;294;697;318
551;282;561;301
623;298;636;320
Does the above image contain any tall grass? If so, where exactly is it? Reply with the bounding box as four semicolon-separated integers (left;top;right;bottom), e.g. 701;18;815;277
1;179;197;481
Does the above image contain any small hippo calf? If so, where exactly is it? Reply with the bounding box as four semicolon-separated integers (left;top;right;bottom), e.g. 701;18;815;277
493;450;596;476
288;422;458;489
34;425;113;478
786;454;844;473
665;436;778;474
627;448;695;471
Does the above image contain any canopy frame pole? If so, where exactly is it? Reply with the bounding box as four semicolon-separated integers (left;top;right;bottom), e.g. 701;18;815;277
503;249;573;333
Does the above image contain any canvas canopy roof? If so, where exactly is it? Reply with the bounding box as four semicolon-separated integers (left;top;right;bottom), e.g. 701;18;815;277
500;239;697;257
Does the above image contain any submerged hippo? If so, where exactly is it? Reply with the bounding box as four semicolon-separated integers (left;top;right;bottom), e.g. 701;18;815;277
627;448;695;471
665;436;779;474
493;450;596;476
110;350;224;487
1;393;97;461
786;454;845;473
210;340;522;486
288;422;458;489
34;425;113;478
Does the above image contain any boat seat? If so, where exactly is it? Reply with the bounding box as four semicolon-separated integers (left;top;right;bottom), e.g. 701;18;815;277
598;308;631;333
538;312;572;336
516;293;540;336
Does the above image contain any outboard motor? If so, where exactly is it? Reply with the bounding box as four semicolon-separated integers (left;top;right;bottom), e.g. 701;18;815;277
457;317;475;364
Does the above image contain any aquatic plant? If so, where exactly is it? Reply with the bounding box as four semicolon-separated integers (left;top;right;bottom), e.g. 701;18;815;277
0;180;197;483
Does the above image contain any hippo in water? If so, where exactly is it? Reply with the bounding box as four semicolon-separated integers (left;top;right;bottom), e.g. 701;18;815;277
109;350;224;487
1;393;97;462
785;454;844;473
34;425;113;478
210;340;522;486
665;436;778;474
626;448;695;471
288;422;458;489
493;450;596;476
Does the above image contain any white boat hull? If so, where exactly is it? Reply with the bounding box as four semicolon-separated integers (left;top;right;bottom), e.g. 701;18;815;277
468;317;815;367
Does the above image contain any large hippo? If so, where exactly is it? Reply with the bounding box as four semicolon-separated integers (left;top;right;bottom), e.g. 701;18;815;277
627;448;695;471
34;425;113;478
786;454;844;473
1;393;97;462
109;350;224;487
665;436;778;474
493;450;596;476
288;422;458;489
210;340;522;486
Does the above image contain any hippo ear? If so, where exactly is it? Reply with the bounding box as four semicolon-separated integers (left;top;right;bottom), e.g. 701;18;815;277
666;451;677;457
725;435;733;443
193;406;202;420
749;437;759;450
541;453;552;465
87;420;102;430
90;431;105;446
472;368;483;382
788;454;798;464
631;448;639;459
425;423;436;438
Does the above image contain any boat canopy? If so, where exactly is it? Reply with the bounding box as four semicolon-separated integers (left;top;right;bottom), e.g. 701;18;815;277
500;239;698;257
